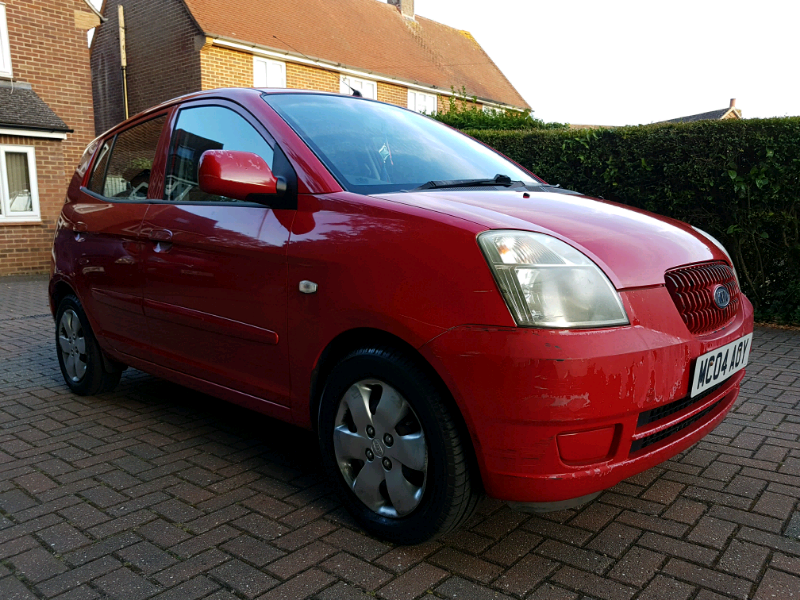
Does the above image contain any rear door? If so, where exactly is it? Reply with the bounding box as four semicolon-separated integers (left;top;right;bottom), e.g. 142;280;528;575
71;113;169;359
140;100;295;405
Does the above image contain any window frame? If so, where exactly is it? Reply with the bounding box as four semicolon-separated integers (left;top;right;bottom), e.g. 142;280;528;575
339;75;377;100
407;90;437;115
0;4;12;78
161;99;295;208
253;57;286;88
82;113;170;204
0;145;40;222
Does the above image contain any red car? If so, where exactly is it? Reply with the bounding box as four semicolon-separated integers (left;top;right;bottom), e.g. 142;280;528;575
50;89;753;543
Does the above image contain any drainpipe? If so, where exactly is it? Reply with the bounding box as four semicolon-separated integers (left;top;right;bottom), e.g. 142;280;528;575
119;5;129;120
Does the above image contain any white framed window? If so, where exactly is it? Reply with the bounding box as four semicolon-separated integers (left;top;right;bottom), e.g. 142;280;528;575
407;90;437;115
340;75;377;100
0;146;40;222
0;4;12;78
253;57;286;88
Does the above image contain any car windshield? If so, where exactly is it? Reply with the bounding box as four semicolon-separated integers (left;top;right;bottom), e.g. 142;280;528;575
263;93;542;195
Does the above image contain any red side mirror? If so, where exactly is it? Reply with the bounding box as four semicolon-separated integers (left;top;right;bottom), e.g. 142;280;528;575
198;150;285;202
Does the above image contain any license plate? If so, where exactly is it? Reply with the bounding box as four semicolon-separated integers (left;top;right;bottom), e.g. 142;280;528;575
690;333;752;397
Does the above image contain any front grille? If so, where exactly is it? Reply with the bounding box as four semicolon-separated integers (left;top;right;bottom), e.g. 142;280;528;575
630;399;721;453
636;382;723;427
665;261;740;335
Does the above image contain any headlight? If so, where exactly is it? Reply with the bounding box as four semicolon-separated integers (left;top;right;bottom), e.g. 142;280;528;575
478;230;629;328
691;226;740;286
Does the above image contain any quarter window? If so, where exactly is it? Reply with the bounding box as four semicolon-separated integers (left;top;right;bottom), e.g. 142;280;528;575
407;91;437;115
165;105;274;203
253;57;286;88
340;75;377;100
88;115;166;199
0;146;39;221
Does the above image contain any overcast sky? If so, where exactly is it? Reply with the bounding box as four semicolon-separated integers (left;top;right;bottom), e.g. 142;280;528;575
412;0;800;125
90;0;799;126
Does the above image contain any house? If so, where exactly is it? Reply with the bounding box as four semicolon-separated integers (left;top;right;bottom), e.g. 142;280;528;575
91;0;530;135
0;0;98;275
659;99;742;124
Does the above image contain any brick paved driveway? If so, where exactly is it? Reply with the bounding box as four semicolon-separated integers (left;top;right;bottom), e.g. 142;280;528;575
1;275;799;600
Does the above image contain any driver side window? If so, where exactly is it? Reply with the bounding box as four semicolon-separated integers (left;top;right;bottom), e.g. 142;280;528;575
165;106;274;203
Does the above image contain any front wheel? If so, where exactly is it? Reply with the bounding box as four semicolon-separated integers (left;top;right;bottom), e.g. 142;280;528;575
318;347;480;544
55;295;121;395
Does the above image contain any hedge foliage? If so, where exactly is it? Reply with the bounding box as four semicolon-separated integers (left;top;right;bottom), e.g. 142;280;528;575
467;118;800;325
431;90;567;131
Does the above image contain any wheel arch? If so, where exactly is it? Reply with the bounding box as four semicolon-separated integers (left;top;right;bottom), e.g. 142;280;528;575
308;326;482;491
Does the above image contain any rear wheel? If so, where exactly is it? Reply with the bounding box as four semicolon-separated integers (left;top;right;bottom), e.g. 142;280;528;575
318;346;480;544
55;295;121;395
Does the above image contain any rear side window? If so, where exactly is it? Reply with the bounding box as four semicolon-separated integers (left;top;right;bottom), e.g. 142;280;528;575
165;106;274;203
88;115;166;200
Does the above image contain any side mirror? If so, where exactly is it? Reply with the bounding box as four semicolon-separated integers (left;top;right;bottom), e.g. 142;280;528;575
198;150;287;203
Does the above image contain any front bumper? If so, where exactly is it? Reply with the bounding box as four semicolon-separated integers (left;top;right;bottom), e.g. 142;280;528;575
420;285;754;503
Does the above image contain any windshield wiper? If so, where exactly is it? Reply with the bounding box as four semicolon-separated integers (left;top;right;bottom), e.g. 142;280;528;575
414;174;521;191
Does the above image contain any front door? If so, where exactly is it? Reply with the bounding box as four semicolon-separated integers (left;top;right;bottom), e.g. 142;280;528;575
140;102;293;405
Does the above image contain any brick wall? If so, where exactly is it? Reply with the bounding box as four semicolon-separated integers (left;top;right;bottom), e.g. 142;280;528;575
199;44;252;90
285;62;339;93
0;135;66;274
377;81;407;108
438;94;482;114
1;0;95;275
91;0;202;135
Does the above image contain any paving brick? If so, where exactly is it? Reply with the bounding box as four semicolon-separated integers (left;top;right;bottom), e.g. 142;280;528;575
37;523;91;554
221;535;285;567
377;563;447;600
575;515;637;556
662;558;752;599
523;517;593;545
616;511;688;537
483;530;542;566
718;539;770;580
753;491;797;520
9;547;69;583
94;567;160;600
708;504;784;533
608;546;664;586
637;531;718;566
210;559;278;598
314;581;374;600
149;576;219;600
374;541;441;574
753;568;800;599
527;583;579;600
321;552;392;591
537;539;613;575
0;576;38;600
136;519;191;548
550;565;636;600
171;525;239;558
636;575;694;600
493;554;556;596
258;568;334;600
266;541;337;579
153;549;228;587
117;541;178;575
687;516;738;549
321;527;390;560
568;502;620;531
435;576;513;600
36;556;121;598
772;553;800;575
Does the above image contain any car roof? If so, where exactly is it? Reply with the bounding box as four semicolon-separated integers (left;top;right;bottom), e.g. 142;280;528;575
100;88;363;138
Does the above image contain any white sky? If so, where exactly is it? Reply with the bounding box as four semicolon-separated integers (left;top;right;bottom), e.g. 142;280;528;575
89;0;800;125
413;0;800;125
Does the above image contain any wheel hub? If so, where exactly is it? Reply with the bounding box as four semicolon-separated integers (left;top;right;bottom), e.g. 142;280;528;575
333;379;428;518
58;309;88;383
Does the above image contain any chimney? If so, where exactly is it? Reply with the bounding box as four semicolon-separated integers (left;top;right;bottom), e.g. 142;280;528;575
388;0;414;19
730;98;736;108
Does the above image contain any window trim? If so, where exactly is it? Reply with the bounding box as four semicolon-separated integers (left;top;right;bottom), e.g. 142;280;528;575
0;4;11;78
407;90;437;115
253;56;286;88
0;145;40;222
339;75;377;100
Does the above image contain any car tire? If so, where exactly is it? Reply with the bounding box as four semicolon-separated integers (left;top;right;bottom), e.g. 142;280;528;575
55;295;121;396
318;346;481;544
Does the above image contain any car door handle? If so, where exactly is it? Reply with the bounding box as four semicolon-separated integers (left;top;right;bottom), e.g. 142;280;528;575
149;229;173;242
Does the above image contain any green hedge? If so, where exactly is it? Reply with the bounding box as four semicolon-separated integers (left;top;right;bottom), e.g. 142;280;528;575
467;118;800;325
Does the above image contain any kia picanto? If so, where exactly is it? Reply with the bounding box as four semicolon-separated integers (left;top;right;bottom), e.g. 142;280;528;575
50;89;754;543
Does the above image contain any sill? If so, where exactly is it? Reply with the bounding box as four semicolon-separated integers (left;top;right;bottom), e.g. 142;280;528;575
0;219;43;226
